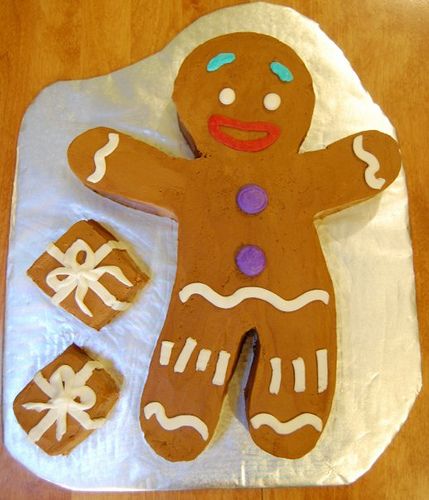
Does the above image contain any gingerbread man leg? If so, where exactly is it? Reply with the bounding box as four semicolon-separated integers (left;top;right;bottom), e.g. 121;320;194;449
140;293;246;461
246;301;336;459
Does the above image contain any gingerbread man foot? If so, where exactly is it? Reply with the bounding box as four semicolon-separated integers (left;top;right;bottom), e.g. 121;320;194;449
246;304;335;458
140;296;245;461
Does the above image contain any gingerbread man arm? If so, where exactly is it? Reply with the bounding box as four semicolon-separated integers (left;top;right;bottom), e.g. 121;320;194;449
68;127;194;220
298;130;402;216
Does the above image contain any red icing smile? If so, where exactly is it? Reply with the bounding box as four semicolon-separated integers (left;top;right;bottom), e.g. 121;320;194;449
208;114;281;152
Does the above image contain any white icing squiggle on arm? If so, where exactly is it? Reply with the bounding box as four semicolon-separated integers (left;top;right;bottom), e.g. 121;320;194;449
352;134;386;190
179;284;329;312
87;132;119;183
143;402;209;441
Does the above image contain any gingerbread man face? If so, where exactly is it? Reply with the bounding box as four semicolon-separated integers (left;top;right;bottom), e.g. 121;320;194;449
68;31;401;462
174;33;315;157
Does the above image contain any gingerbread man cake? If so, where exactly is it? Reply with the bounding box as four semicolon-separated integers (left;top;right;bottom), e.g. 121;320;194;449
68;33;401;461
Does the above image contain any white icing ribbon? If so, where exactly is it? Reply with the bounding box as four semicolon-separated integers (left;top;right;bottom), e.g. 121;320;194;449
143;402;209;441
250;412;323;435
22;362;106;442
87;132;119;183
352;134;386;190
46;239;132;317
179;283;329;312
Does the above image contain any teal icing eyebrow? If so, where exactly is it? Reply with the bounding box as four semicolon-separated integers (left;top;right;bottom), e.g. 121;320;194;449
270;61;294;82
207;52;236;72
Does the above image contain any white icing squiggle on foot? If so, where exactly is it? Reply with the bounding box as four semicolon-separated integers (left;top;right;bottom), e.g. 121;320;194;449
179;284;329;312
352;134;386;190
143;402;209;441
250;412;323;435
87;132;119;183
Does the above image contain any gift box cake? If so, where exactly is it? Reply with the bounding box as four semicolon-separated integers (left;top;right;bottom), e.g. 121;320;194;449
13;344;119;456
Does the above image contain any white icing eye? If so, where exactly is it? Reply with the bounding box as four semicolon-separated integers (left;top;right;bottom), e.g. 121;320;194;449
219;87;236;105
263;93;281;111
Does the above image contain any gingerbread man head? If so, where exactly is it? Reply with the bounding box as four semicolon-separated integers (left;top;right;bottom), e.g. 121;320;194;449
173;32;315;158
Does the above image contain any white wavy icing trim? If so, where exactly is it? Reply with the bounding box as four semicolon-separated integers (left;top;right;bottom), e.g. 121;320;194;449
269;357;281;395
292;357;306;392
87;132;119;183
46;239;132;317
250;412;323;435
316;349;328;393
179;283;329;312
143;402;209;441
212;351;230;386
22;362;106;442
352;134;386;190
174;338;197;373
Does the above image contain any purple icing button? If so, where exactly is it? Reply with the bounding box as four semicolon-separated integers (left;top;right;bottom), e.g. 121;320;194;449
236;184;268;215
235;245;266;277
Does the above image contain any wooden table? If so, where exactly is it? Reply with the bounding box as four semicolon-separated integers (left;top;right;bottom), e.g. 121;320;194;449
1;1;428;498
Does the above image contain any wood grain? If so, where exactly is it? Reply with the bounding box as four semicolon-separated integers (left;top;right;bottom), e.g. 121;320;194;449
1;1;428;498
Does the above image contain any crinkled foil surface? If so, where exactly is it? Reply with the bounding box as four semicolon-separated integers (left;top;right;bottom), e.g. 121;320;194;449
3;2;421;491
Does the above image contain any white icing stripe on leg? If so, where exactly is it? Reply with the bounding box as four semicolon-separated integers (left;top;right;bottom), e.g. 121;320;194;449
250;412;323;434
196;349;211;372
292;357;305;392
174;338;197;373
179;283;329;312
159;341;174;366
316;349;328;393
269;357;281;395
87;132;120;183
212;351;231;386
352;134;386;190
143;402;208;441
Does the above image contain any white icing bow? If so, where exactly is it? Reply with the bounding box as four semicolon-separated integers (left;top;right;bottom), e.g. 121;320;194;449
22;362;106;442
46;239;133;317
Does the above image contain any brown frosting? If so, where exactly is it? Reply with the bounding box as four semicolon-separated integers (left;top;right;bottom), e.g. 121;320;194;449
13;344;119;455
27;219;149;330
68;33;401;461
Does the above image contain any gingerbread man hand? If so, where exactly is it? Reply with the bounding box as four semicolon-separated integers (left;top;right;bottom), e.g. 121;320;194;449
68;32;401;462
68;127;197;220
297;130;401;216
